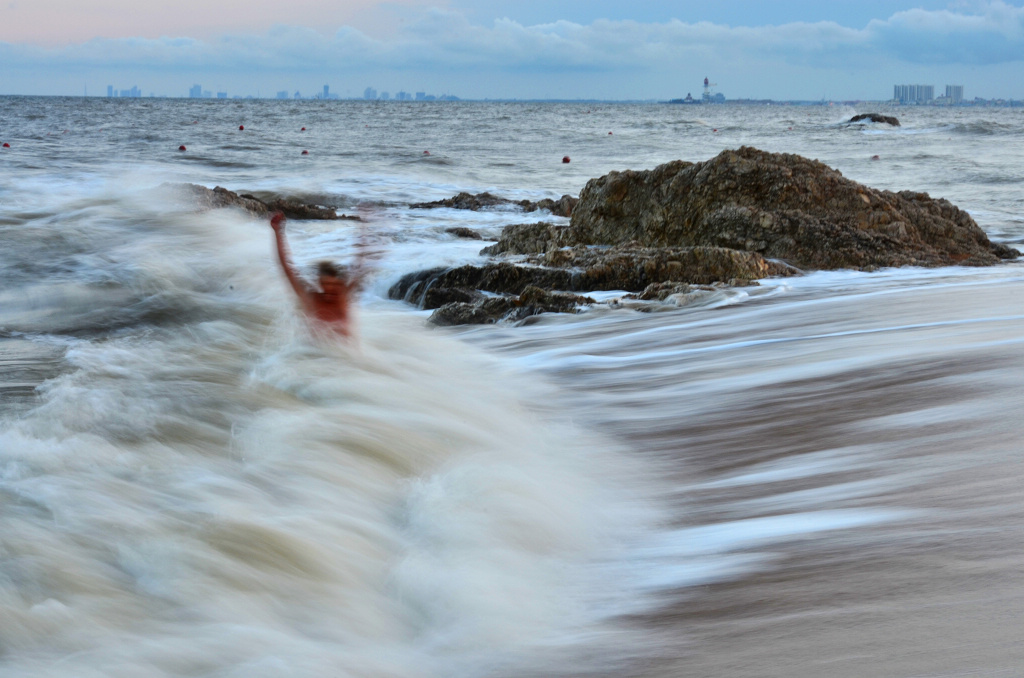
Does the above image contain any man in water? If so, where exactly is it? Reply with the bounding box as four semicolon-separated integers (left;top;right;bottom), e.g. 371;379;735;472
269;211;366;338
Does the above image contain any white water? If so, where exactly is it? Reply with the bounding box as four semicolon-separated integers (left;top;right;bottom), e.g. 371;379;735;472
2;98;1024;676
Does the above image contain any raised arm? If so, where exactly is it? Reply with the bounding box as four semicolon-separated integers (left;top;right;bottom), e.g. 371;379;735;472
269;212;309;301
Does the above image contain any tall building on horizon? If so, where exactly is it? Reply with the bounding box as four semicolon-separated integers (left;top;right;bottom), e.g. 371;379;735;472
894;84;934;104
189;84;202;98
945;85;964;104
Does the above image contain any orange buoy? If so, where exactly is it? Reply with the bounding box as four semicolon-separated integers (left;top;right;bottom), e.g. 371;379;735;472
178;145;186;151
562;156;570;163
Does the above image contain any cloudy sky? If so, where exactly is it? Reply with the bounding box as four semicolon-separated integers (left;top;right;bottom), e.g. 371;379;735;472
2;0;1023;100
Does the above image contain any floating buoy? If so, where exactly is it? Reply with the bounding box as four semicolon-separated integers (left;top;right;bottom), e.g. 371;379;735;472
2;142;9;148
423;150;430;155
871;155;880;161
712;129;718;133
178;145;186;151
238;125;244;130
562;156;570;163
301;150;309;155
301;127;306;131
608;131;613;135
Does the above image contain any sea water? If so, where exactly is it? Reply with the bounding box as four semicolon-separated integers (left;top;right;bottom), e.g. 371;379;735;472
1;98;1024;677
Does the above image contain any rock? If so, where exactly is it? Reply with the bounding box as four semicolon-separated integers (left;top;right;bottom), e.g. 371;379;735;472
428;287;594;326
444;227;484;240
849;113;900;126
430;298;517;326
526;245;798;289
564;147;1018;270
411;191;578;217
391;147;1019;326
481;222;568;255
178;184;353;220
389;263;572;308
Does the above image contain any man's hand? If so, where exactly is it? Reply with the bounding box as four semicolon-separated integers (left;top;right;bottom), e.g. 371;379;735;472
270;211;286;232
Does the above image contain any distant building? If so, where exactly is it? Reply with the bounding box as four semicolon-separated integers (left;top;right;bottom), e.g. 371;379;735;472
945;85;964;104
107;85;113;97
323;84;330;99
216;92;227;99
189;84;202;98
894;84;934;104
364;87;377;100
415;91;426;101
380;91;390;100
396;91;411;101
276;91;289;99
294;91;302;99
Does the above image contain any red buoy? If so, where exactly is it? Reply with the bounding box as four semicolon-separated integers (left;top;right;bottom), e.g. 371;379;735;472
871;155;880;161
2;142;9;148
301;150;309;155
712;129;718;133
562;156;570;163
301;127;306;131
239;125;244;131
423;150;430;156
178;145;186;151
608;131;613;135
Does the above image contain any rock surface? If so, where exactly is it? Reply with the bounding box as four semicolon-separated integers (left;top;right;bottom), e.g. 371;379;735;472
391;147;1019;326
849;113;900;126
179;184;359;220
560;147;1018;269
411;191;578;217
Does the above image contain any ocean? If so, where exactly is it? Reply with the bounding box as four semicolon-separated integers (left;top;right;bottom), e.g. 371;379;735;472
1;97;1023;677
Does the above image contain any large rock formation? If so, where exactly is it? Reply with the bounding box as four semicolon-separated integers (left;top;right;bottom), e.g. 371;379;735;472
392;147;1019;326
555;147;1017;269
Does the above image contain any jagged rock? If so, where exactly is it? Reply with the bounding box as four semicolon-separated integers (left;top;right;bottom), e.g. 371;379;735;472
428;286;594;326
412;191;578;217
445;227;484;240
389;263;573;308
528;245;798;289
430;298;517;326
564;147;1018;269
849;113;900;126
482;222;568;255
178;184;355;220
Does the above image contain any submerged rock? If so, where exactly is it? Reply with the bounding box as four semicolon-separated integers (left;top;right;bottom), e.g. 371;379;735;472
411;191;578;217
179;184;357;220
849;113;900;126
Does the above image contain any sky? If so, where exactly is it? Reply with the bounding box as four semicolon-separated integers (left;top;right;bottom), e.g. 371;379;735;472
2;0;1023;100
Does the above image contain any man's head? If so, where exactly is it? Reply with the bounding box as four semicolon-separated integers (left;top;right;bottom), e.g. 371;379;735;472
316;261;350;300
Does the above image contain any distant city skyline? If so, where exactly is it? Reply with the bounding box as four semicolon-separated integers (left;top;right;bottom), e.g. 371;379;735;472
3;1;1023;100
